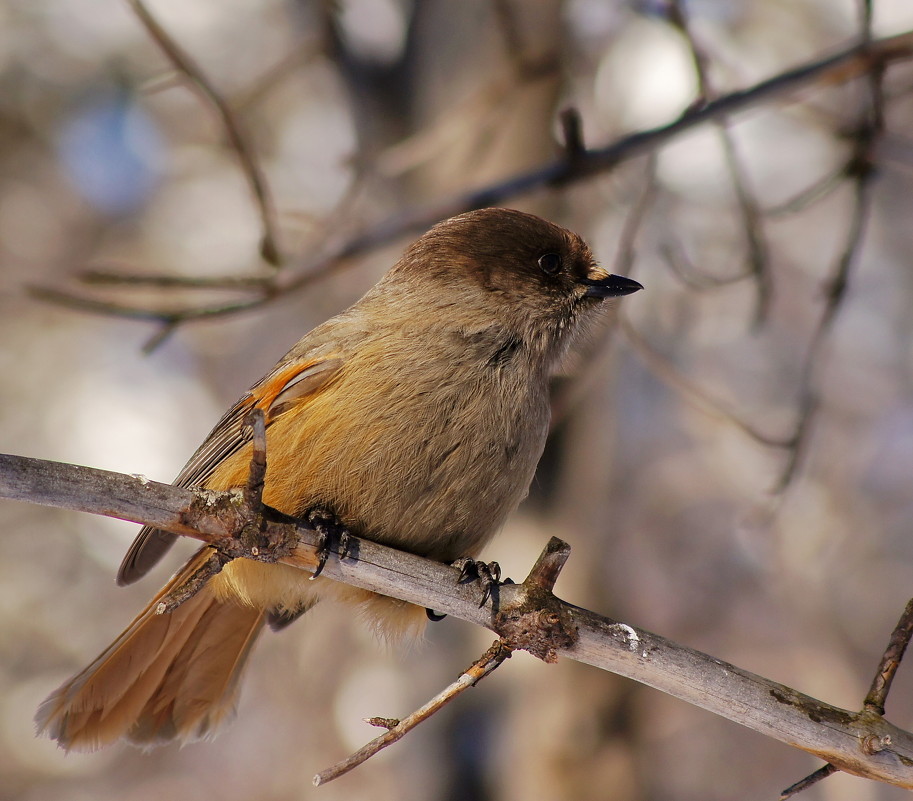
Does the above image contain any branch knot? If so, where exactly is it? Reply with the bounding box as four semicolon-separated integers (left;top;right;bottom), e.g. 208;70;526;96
491;537;578;663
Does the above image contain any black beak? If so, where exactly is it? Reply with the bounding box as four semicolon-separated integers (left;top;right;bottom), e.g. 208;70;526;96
581;274;643;299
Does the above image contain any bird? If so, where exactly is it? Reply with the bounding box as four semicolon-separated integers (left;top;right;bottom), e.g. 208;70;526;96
35;207;642;751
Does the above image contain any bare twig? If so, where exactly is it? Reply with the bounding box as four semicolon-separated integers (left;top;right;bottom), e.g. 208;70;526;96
28;283;268;327
377;54;557;178
242;408;267;508
78;269;271;290
865;597;913;715
125;0;283;267
155;549;224;614
774;62;884;492
550;156;657;428
658;1;887;494
779;763;838;800
142;320;180;353
779;569;911;798
524;536;571;590
611;152;658;276
313;640;513;785
861;0;874;43
233;46;323;112
668;0;772;324
559;106;587;161
718;128;772;325
763;166;847;216
617;315;792;449
773;387;820;494
492;0;527;67
661;238;753;289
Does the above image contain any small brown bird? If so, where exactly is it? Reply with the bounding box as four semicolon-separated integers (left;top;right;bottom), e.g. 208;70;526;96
36;208;641;751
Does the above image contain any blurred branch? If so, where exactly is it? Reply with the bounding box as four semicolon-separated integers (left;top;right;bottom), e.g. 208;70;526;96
719;128;771;324
661;237;753;288
78;268;272;290
233;46;323;112
651;1;887;494
668;0;772;324
33;28;913;335
492;0;528;66
775;150;879;490
4;451;913;789
376;56;557;178
618;315;793;449
126;0;283;267
611;152;659;276
550;153;657;428
763;166;847;216
27;284;269;353
774;32;885;492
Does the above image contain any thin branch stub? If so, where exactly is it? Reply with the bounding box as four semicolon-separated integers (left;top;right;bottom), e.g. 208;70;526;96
491;536;578;663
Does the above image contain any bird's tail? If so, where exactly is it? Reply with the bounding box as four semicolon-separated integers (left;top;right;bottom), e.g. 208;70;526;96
36;547;266;751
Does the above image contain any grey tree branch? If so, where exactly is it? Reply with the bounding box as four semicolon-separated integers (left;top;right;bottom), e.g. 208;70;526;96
2;451;913;789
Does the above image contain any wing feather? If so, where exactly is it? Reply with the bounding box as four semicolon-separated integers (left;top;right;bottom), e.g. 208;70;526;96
116;355;344;585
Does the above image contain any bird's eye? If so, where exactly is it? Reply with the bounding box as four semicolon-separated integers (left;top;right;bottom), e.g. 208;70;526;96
538;253;562;275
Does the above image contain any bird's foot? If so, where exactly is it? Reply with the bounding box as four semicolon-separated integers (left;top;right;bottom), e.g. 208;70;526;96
306;507;353;580
452;557;502;607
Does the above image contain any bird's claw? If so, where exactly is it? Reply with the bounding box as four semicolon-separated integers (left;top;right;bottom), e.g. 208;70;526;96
452;558;502;607
306;507;352;580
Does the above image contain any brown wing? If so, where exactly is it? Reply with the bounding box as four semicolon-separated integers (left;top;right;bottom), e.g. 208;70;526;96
116;356;344;586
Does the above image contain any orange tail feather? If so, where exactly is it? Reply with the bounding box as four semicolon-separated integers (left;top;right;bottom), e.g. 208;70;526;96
36;548;266;751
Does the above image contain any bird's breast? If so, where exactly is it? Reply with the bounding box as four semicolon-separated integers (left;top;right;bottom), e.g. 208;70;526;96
259;345;550;561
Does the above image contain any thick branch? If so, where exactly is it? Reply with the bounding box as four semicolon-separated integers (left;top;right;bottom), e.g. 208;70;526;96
3;452;913;788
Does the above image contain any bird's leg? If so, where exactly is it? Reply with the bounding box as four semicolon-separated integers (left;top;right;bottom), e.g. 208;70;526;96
452;557;502;607
305;506;353;579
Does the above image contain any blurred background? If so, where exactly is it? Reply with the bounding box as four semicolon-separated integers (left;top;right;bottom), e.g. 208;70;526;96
3;0;913;799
